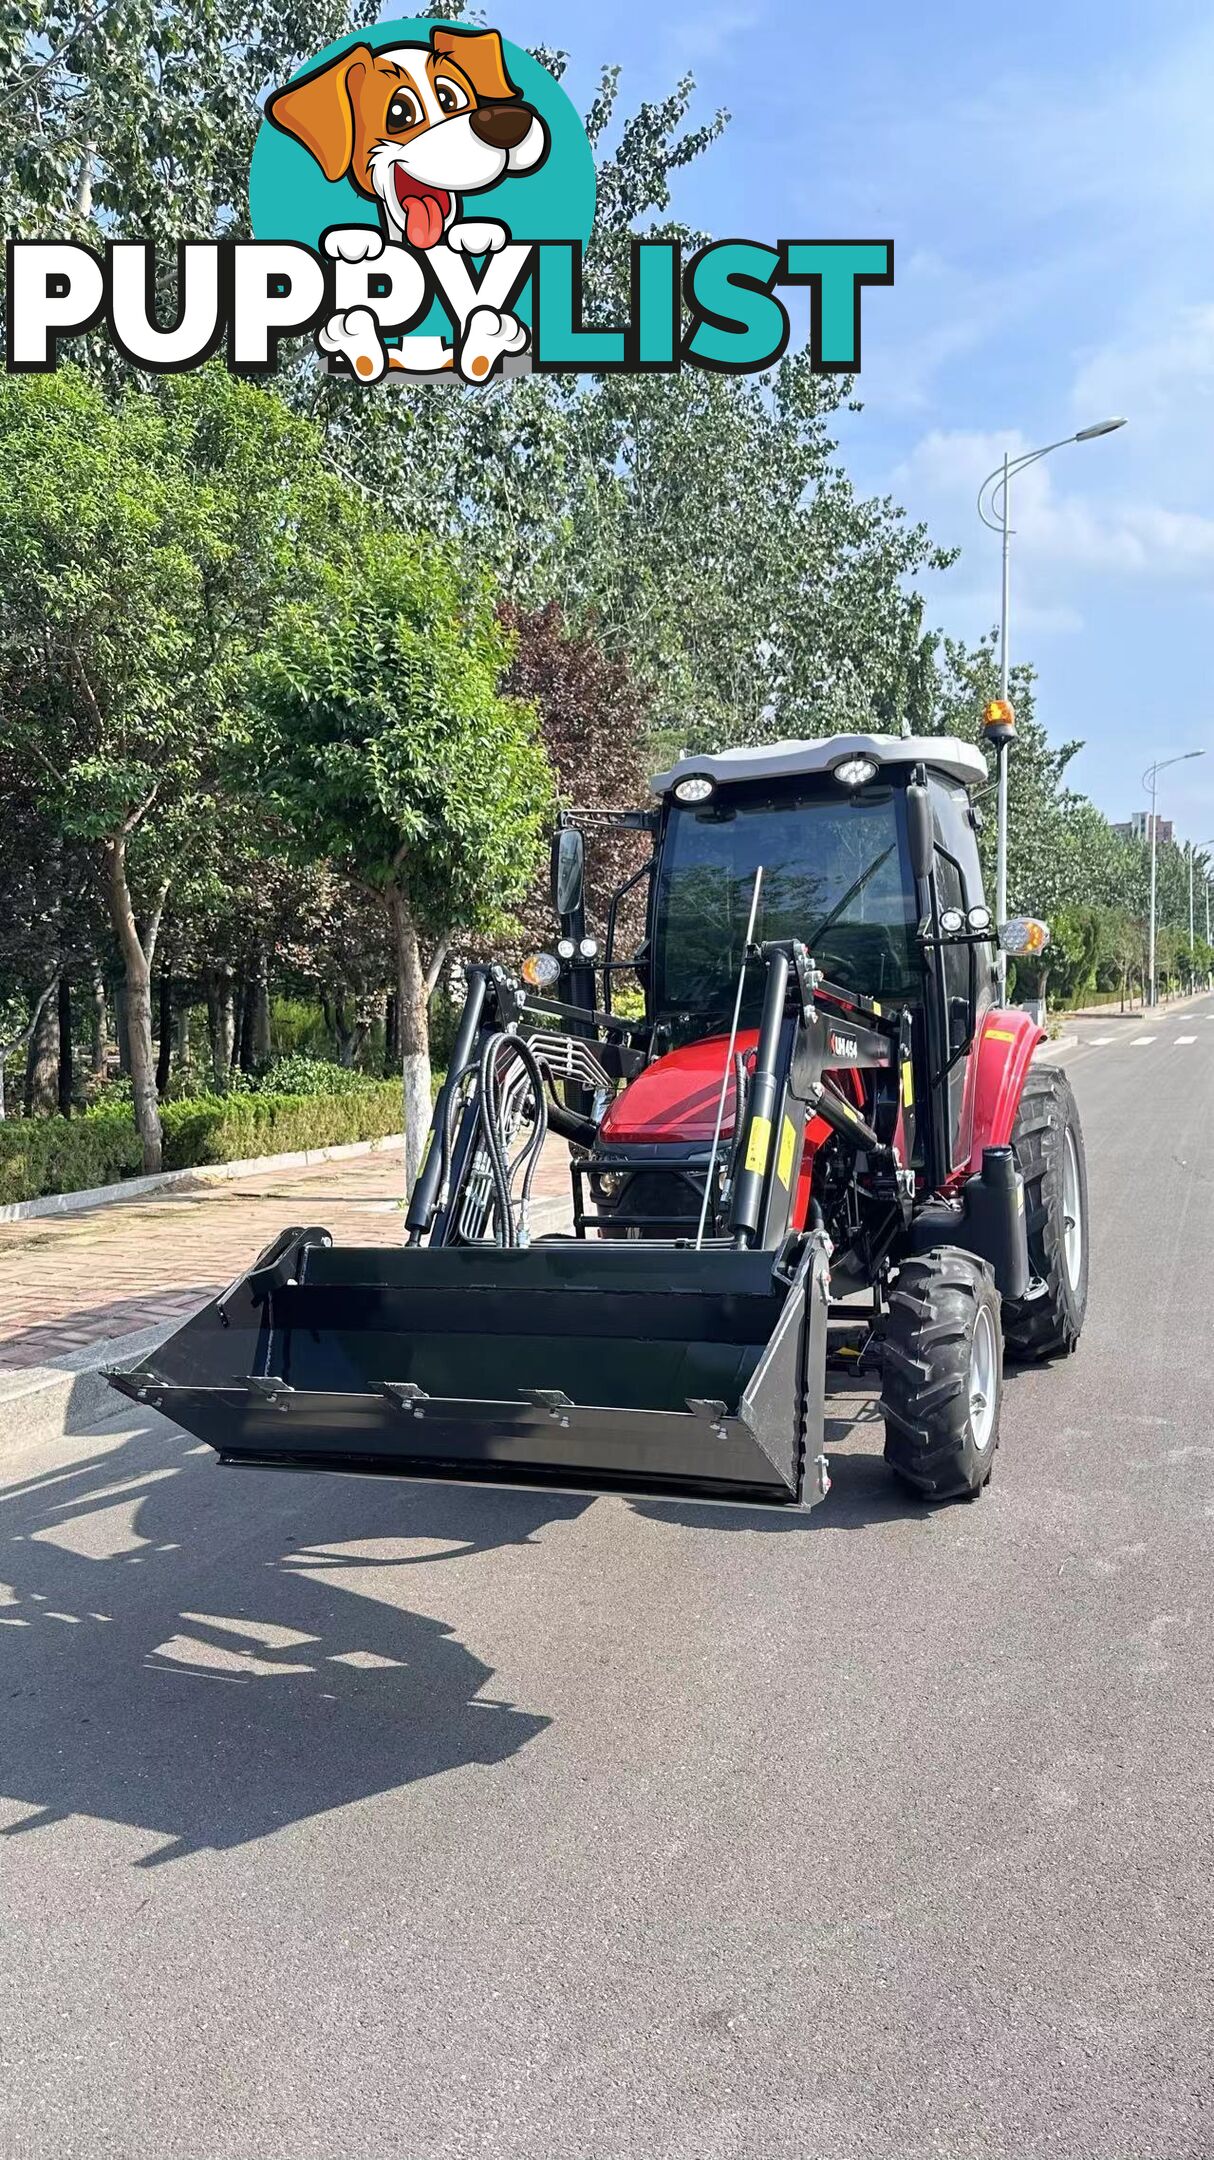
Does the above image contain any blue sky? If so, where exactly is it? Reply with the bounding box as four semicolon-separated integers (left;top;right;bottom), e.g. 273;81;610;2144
403;0;1214;838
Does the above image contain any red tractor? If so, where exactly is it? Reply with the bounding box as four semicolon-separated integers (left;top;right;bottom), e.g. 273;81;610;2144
111;734;1088;1512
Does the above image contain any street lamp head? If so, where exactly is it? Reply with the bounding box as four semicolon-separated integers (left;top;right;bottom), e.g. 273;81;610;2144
1144;749;1205;787
1074;417;1127;440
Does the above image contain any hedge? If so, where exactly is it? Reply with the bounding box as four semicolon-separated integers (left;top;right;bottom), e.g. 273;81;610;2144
0;1083;404;1207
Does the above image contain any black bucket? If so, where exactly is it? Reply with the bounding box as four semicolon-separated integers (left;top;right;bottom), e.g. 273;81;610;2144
107;1232;831;1508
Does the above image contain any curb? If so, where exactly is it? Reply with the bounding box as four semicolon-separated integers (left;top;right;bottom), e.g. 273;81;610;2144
0;1131;406;1227
1055;987;1213;1024
0;1192;574;1452
1036;1033;1077;1062
0;1317;183;1451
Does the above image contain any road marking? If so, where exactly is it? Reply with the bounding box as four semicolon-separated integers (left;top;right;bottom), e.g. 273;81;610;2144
1131;1035;1156;1046
1089;1035;1116;1046
1175;1035;1197;1044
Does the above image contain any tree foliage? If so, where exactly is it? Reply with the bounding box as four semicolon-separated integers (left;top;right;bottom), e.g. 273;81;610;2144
251;538;552;1185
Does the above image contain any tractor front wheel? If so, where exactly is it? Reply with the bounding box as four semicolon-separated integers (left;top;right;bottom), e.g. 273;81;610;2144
880;1248;1003;1500
1002;1065;1089;1360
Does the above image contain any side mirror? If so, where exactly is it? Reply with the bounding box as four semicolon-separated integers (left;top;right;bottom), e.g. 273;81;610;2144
905;783;933;883
551;827;585;921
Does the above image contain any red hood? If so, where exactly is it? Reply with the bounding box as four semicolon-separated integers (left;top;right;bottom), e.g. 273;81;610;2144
598;1033;759;1145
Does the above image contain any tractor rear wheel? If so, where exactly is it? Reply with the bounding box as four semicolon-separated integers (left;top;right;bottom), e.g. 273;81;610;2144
1002;1065;1088;1359
880;1248;1003;1500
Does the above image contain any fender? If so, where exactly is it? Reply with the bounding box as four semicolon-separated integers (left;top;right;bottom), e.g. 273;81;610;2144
947;1006;1045;1190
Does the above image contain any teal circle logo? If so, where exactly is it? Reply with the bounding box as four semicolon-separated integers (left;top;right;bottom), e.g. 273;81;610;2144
249;19;595;376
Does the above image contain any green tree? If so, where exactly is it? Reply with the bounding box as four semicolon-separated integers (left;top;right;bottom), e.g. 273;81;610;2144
252;540;553;1190
0;0;375;252
0;365;358;1166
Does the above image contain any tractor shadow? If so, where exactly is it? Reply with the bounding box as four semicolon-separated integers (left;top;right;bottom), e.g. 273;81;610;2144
628;1406;922;1536
0;1388;588;1867
630;1369;1038;1535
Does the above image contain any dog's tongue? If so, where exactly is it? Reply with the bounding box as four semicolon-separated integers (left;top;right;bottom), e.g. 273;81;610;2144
393;170;450;251
404;192;445;250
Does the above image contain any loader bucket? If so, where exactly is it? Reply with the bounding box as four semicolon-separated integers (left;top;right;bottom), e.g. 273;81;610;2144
107;1229;831;1509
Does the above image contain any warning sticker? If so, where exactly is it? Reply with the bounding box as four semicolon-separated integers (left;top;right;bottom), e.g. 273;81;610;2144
745;1115;772;1176
777;1116;797;1187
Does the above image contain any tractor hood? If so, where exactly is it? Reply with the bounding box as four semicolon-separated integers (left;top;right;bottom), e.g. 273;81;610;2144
598;1033;757;1146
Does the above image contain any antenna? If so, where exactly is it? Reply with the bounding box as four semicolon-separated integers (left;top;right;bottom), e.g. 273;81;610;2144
694;866;764;1251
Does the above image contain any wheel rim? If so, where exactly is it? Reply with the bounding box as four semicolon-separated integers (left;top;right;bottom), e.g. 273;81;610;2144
1061;1125;1083;1291
969;1304;998;1452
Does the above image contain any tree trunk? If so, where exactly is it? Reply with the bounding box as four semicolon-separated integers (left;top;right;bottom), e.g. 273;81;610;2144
24;981;60;1117
387;877;431;1198
103;838;162;1173
383;992;399;1077
174;1002;190;1074
116;983;131;1074
250;952;272;1067
57;973;73;1117
205;968;235;1091
90;969;108;1084
237;977;256;1073
156;971;173;1097
333;992;357;1068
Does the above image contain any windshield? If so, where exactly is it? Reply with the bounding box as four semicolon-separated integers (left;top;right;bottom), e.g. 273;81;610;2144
652;782;919;1026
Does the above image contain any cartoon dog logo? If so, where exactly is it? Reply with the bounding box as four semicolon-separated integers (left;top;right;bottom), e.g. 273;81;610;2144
267;26;549;383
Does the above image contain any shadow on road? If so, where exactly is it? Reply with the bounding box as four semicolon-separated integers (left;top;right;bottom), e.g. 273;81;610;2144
629;1404;936;1535
0;1391;588;1867
628;1372;1041;1533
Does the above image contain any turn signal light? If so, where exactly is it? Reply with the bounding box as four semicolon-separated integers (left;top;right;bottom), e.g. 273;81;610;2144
998;916;1050;955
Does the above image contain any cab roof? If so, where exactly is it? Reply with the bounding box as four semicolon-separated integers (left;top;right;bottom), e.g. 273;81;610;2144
650;733;988;797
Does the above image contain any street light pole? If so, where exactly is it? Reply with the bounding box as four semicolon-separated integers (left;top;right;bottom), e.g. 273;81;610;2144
1192;841;1214;955
1143;753;1205;1005
978;417;1126;1003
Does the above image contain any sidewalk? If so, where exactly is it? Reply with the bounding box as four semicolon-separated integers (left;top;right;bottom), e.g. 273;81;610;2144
1057;986;1212;1024
0;1138;575;1374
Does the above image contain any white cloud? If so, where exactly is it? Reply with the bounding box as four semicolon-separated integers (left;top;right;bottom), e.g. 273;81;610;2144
1073;307;1214;426
1070;306;1214;514
663;2;764;66
812;16;1214;421
895;427;1214;589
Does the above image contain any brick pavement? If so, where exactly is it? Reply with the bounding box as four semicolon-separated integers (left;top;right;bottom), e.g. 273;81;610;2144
0;1138;575;1372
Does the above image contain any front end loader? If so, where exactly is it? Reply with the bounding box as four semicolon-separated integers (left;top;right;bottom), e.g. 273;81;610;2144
109;733;1089;1509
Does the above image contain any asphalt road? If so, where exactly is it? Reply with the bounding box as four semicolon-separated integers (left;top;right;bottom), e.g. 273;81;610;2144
2;1000;1212;2160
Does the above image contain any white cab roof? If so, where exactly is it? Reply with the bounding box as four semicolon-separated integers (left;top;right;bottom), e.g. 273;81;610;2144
650;733;988;797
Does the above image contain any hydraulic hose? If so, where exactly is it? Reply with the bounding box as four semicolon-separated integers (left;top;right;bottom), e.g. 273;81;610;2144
476;1032;549;1246
721;1051;751;1214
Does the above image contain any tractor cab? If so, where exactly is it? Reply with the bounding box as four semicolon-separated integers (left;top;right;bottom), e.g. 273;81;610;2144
575;735;999;1209
660;742;993;1008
